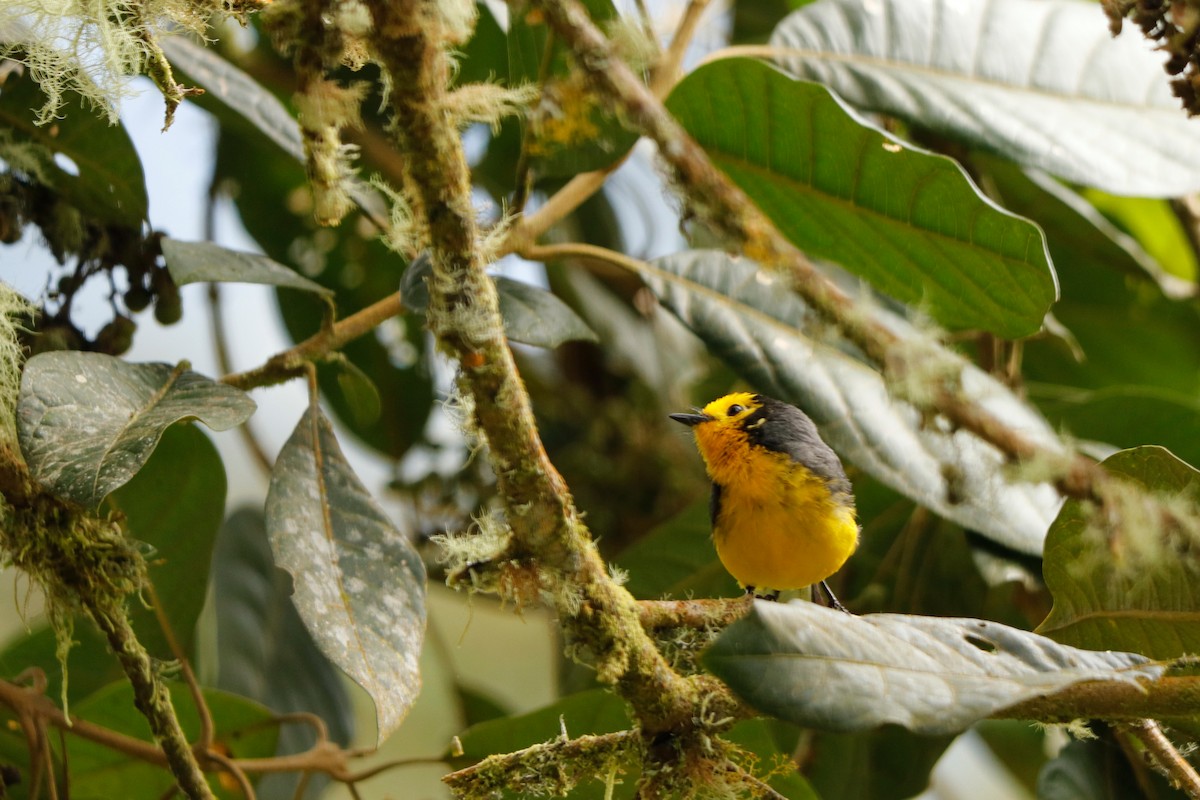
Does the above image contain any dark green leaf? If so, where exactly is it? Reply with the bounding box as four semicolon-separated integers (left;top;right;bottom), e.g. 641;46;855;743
495;276;598;347
771;0;1200;196
0;64;147;225
1034;387;1200;469
456;3;510;87
987;159;1200;401
705;601;1161;735
212;507;352;800
723;718;818;799
453;689;630;764
17;353;254;508
1039;446;1200;658
109;424;226;661
666;58;1056;338
265;404;425;742
801;726;953;800
161;237;332;295
327;357;383;429
643;249;1060;555
0;621;113;708
616;501;740;600
1037;738;1179;800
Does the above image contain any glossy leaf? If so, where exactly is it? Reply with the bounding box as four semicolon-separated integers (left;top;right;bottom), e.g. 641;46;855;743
17;352;254;508
161;237;331;295
642;249;1061;555
1039;446;1200;658
212;507;352;800
401;255;597;348
666;58;1055;338
770;0;1200;196
109;424;226;661
705;600;1162;735
265;403;426;742
0;64;147;225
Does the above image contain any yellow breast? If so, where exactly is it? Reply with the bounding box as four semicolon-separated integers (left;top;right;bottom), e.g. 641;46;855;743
712;456;858;591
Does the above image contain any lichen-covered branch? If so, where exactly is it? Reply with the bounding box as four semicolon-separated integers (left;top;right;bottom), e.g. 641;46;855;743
362;0;740;743
442;730;639;799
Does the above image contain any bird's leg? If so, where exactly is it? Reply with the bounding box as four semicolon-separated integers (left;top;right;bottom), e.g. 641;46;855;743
818;580;852;614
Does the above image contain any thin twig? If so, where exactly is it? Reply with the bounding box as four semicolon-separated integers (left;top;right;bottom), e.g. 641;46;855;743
221;294;403;390
147;581;215;751
1126;719;1200;799
651;0;712;95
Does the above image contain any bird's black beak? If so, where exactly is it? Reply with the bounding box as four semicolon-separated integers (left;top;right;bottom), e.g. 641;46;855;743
669;412;711;427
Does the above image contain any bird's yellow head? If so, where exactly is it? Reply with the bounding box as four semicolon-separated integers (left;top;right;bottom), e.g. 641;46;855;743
669;392;766;486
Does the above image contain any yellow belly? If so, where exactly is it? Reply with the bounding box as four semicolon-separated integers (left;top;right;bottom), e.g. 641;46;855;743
713;480;858;591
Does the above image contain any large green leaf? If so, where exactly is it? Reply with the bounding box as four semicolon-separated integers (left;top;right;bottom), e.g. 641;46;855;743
642;249;1060;555
705;601;1161;735
161;237;331;295
211;507;352;800
0;63;147;226
770;0;1200;197
265;403;426;742
17;352;254;508
1038;446;1200;658
801;726;954;800
988;159;1200;394
109;424;226;661
666;58;1055;338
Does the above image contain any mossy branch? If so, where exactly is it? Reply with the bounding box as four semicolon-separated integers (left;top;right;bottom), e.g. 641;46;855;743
361;0;740;762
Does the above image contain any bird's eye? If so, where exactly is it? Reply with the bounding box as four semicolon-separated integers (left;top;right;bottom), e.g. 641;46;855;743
727;404;745;416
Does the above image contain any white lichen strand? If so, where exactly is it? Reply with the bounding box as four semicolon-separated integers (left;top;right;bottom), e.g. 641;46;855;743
1;0;206;124
446;82;538;133
0;284;33;449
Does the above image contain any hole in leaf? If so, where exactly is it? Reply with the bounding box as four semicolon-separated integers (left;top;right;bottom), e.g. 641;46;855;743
964;633;997;653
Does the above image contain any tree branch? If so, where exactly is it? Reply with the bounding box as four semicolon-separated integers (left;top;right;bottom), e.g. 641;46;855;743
361;0;741;742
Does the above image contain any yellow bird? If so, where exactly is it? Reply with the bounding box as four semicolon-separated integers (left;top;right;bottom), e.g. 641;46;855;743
671;392;859;609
